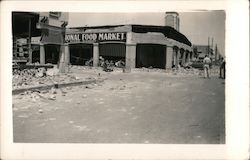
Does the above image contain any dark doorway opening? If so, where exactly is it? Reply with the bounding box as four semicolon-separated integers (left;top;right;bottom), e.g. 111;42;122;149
45;44;60;64
31;45;40;63
185;51;189;62
69;44;93;65
179;49;185;66
136;44;166;69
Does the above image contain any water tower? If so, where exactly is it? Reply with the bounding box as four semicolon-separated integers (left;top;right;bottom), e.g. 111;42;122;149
165;12;180;31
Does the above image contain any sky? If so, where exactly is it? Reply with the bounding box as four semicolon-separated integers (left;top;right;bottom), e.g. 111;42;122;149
68;11;225;56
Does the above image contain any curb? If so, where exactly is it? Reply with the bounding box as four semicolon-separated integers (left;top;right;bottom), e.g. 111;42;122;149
12;79;104;95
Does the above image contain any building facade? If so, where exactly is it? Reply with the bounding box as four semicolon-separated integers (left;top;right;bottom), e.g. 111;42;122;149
13;12;194;72
63;24;193;70
12;12;68;70
12;12;40;63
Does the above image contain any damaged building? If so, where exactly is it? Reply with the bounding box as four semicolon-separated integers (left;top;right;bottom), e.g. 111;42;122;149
12;12;68;68
12;12;193;71
65;12;193;70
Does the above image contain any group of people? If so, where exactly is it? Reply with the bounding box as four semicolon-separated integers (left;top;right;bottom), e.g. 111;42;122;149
203;55;225;79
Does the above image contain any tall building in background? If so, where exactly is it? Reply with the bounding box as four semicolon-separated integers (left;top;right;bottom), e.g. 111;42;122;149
165;12;180;31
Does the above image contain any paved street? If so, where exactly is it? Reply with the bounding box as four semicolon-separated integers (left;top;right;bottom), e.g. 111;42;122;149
13;71;225;144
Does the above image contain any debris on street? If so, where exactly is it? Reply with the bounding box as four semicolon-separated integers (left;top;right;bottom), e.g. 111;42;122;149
38;109;43;113
85;58;93;66
48;95;56;101
131;66;220;77
12;65;104;90
46;67;59;76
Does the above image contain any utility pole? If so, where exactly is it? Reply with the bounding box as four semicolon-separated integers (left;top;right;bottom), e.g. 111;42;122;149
211;38;213;48
215;44;218;64
208;37;210;57
211;37;214;63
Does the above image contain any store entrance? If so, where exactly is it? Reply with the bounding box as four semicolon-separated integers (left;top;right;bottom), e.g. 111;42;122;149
136;44;166;69
69;44;93;65
45;44;60;64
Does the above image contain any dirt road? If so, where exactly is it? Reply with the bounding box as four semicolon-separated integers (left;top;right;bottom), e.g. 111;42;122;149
13;71;225;144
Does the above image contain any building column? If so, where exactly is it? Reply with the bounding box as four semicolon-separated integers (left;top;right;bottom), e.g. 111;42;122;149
182;50;186;65
175;48;180;69
93;43;99;67
64;44;70;65
125;43;136;71
166;46;173;69
40;44;45;64
59;44;66;73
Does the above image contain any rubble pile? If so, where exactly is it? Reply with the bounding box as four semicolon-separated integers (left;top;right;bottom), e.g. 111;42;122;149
12;67;85;90
71;57;125;73
85;58;93;66
13;80;100;102
99;59;125;72
13;63;221;91
174;66;220;77
132;66;220;77
14;86;68;102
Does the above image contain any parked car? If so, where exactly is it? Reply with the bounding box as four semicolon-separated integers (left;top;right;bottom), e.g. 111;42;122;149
191;60;204;69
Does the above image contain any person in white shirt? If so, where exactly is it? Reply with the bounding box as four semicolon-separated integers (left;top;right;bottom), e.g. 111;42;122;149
203;55;212;78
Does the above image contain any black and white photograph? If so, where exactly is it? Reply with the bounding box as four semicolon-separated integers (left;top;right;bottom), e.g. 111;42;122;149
0;0;249;159
12;11;226;144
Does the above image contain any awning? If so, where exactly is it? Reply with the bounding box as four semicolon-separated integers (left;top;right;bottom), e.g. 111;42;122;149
132;25;192;46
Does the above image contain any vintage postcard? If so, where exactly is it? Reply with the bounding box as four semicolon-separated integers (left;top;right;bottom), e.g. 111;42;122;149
0;0;249;159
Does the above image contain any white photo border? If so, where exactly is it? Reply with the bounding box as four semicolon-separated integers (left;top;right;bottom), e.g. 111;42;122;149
0;0;249;159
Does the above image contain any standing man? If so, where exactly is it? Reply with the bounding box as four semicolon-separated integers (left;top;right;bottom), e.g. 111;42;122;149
219;58;226;79
203;55;212;78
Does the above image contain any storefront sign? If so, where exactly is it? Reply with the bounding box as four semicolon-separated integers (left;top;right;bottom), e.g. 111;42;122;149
65;32;126;43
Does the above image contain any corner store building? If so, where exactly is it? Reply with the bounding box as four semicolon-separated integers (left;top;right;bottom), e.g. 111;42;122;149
63;24;193;70
12;12;193;71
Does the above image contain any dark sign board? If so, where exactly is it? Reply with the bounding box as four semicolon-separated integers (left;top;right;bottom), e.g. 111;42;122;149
65;32;126;43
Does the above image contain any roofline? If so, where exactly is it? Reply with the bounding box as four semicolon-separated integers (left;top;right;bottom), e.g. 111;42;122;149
165;12;179;16
12;12;40;16
68;24;175;30
67;24;192;46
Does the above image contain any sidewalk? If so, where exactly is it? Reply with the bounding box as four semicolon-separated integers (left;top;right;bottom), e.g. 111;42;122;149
12;65;221;95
